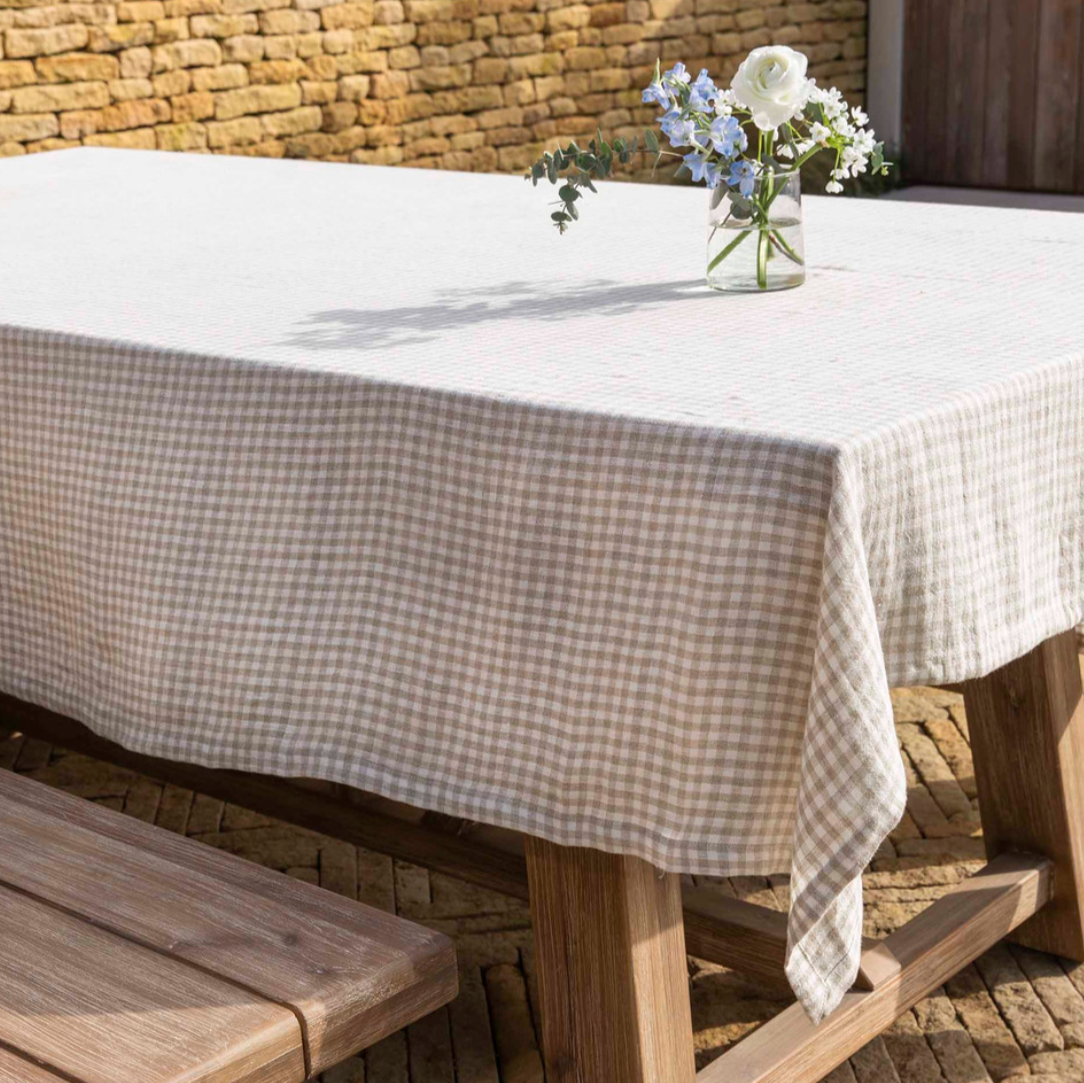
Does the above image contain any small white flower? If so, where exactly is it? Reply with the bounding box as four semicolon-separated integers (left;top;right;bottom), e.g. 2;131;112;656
831;112;856;138
777;143;794;159
851;106;869;126
796;139;814;155
810;121;832;144
730;45;812;132
811;85;846;120
714;88;738;117
852;128;876;155
825;179;844;194
840;146;868;175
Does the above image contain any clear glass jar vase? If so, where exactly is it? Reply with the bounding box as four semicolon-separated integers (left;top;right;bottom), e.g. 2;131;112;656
706;168;805;293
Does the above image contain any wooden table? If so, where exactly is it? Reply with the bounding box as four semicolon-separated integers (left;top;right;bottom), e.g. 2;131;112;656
4;151;1084;1083
3;634;1079;1083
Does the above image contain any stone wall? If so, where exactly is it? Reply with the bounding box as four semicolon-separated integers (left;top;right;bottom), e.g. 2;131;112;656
0;0;867;170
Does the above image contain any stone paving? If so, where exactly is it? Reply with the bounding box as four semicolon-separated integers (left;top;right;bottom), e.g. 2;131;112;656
4;684;1084;1082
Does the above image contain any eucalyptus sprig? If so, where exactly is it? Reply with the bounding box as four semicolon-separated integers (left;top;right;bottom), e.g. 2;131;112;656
526;127;668;233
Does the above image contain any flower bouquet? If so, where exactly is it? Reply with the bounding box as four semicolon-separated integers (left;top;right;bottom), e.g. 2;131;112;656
527;46;891;293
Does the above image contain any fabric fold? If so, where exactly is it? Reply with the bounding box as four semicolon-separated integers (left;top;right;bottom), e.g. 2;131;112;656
784;445;907;1020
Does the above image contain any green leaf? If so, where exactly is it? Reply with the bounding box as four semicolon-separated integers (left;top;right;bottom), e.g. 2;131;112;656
728;192;752;216
566;201;579;219
551;211;570;222
558;184;581;202
546;155;558;183
644;128;659;153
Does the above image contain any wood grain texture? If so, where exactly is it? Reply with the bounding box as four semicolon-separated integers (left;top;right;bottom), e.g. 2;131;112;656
1077;7;1084;191
901;0;930;180
0;883;306;1083
525;837;696;1083
0;1046;64;1082
1006;0;1041;190
947;0;989;184
1034;0;1082;190
0;693;530;903
0;693;900;995
982;0;1013;186
922;0;952;184
903;0;1084;192
681;887;895;992
0;766;458;1076
962;629;1084;959
682;885;792;992
697;854;1052;1083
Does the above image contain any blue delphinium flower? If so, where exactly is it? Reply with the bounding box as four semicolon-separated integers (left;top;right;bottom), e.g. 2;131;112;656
682;151;711;183
659;108;695;148
687;68;717;113
709;114;746;158
642;79;671;109
683;152;724;188
664;61;690;85
728;160;756;197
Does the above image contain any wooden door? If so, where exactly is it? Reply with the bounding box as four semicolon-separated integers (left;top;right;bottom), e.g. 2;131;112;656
902;0;1084;192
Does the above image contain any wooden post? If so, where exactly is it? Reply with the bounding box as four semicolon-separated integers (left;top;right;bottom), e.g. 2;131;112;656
524;837;696;1083
963;628;1084;960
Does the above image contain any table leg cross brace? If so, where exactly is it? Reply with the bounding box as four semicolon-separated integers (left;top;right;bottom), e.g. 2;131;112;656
697;852;1052;1083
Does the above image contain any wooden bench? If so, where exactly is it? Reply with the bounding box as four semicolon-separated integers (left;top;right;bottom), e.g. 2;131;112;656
0;767;457;1083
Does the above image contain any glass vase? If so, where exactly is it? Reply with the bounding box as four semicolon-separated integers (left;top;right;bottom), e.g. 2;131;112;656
706;169;805;293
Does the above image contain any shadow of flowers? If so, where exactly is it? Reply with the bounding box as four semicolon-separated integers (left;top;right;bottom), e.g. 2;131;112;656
281;278;709;352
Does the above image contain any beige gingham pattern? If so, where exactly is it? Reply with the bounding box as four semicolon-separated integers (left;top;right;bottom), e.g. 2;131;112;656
2;150;1084;1020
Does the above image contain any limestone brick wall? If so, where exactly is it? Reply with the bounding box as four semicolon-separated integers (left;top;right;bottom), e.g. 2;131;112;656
0;0;867;169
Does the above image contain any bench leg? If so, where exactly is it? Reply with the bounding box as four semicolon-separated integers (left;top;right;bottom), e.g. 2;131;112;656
963;628;1084;960
524;836;696;1083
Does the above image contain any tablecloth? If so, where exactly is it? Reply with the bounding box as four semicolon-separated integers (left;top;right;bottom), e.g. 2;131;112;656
2;148;1084;1021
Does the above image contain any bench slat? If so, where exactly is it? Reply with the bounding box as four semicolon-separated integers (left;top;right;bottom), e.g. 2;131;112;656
0;1047;65;1081
0;768;457;1076
0;883;305;1083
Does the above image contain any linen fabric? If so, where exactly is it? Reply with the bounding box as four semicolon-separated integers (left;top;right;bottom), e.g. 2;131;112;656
2;149;1083;1020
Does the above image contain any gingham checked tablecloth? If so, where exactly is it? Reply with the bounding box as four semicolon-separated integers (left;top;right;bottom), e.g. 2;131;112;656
3;148;1084;1021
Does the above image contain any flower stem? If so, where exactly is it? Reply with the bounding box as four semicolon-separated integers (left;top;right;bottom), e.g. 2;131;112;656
755;153;776;290
707;227;754;274
769;230;803;265
756;226;769;289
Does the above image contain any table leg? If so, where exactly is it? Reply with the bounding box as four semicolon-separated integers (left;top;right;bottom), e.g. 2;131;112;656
962;628;1084;959
524;836;696;1083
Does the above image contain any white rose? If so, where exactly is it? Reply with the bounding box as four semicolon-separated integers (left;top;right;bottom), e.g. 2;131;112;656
730;46;810;132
